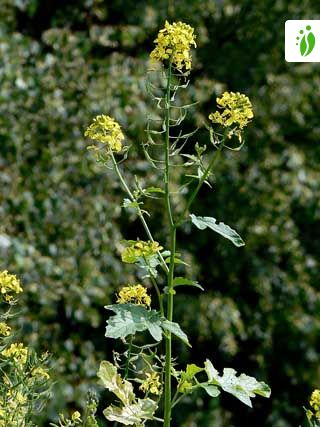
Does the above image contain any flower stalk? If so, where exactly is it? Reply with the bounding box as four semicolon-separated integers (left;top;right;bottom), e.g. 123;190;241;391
163;60;177;427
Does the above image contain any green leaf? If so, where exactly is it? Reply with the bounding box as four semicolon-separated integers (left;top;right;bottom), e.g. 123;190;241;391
137;254;161;278
172;276;204;291
163;251;189;266
204;359;219;381
200;384;221;397
144;186;165;194
183;364;203;379
190;214;245;247
98;361;157;425
105;304;163;341
104;398;157;426
97;361;134;406
162;320;191;347
179;364;203;393
164;257;189;266
105;305;191;347
204;360;271;407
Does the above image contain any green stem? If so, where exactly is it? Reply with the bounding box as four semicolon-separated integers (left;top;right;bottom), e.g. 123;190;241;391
109;151;169;275
150;276;164;316
163;61;175;427
124;335;133;380
171;394;184;409
178;141;224;225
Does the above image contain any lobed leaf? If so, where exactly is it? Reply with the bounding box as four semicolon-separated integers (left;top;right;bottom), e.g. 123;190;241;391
104;399;157;426
204;360;271;407
97;361;134;406
105;304;163;341
105;304;190;345
98;361;157;425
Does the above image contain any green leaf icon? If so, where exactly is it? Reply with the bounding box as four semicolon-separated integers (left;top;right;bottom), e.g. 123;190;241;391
300;31;315;56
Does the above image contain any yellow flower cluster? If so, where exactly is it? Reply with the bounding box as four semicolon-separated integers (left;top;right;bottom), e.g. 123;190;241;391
0;360;50;426
84;114;124;157
209;92;254;139
0;270;23;302
121;240;163;264
0;322;11;337
117;284;151;307
2;343;28;366
139;372;162;395
150;20;196;71
8;390;27;405
0;390;28;427
310;389;320;419
32;366;50;380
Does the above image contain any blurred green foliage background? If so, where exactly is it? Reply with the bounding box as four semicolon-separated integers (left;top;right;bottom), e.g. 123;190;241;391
1;0;320;425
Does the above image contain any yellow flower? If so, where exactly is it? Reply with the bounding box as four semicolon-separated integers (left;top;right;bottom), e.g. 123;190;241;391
150;20;196;71
15;392;27;405
2;343;28;366
117;284;151;307
31;367;50;380
139;372;162;395
71;411;82;423
0;322;11;337
0;271;23;300
310;389;320;419
209;91;254;140
84;114;124;158
121;240;163;264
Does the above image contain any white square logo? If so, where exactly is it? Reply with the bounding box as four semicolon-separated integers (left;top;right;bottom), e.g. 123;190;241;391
285;20;320;62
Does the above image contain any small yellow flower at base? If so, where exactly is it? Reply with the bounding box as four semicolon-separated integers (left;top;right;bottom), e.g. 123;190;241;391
140;372;162;395
209;92;254;140
150;21;196;71
2;343;28;366
0;271;23;300
71;411;82;423
84;115;124;158
0;322;11;337
117;284;151;307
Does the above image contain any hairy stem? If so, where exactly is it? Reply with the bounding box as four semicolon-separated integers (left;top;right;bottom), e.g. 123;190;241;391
163;61;175;427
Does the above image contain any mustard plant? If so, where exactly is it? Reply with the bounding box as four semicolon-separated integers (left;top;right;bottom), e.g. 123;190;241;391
0;271;51;427
85;20;271;427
